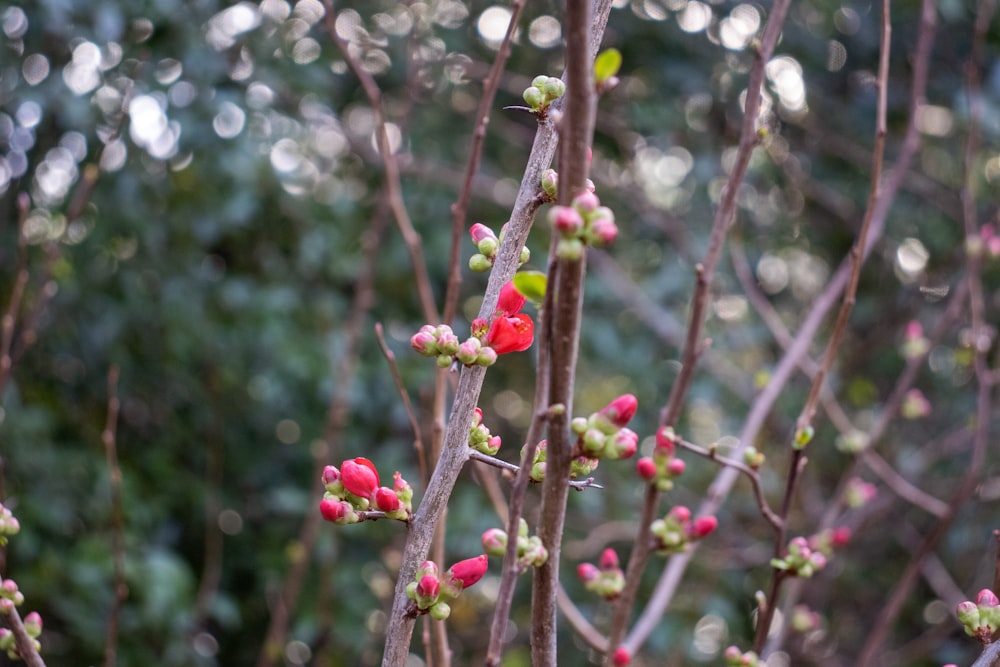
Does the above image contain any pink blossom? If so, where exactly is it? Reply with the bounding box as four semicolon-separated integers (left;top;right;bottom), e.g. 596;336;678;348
446;554;489;589
341;457;380;499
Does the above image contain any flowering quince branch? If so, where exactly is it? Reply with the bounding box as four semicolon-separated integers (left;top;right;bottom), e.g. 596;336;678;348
605;0;794;660
625;0;939;658
466;450;603;491
379;4;614;663
530;1;597;662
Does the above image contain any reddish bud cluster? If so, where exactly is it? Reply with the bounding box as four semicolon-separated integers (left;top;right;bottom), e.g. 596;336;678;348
406;555;490;620
650;505;718;556
724;646;760;666
319;458;413;525
577;547;625;601
957;588;1000;644
469;407;503;456
548;189;619;260
636;426;687;491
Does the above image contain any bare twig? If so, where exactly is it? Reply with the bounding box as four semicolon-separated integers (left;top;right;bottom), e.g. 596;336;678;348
0;194;31;400
606;0;794;658
754;0;893;651
530;2;596;664
374;323;428;486
624;0;937;651
856;0;997;660
256;192;385;667
442;0;527;326
101;366;126;667
322;0;438;325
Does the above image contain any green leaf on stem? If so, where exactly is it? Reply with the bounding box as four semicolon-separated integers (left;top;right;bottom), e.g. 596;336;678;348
594;48;622;84
512;271;547;305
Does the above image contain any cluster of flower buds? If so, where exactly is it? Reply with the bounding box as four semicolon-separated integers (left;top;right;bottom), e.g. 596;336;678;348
843;476;877;509
468;222;531;272
469;407;502;456
522;75;566;113
901;320;930;359
0;579;25;612
0;610;41;660
723;646;759;666
650;506;718;556
577;548;625;601
411;323;499;368
320;458;413;525
405;555;489;620
0;504;19;547
481;518;548;570
901;388;931;419
957;589;1000;644
636;426;687;491
572;394;640;461
548;189;619;260
771;536;829;578
966;224;1000;259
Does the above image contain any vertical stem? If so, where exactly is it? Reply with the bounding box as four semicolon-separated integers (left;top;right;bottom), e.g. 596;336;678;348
530;2;595;665
101;366;126;667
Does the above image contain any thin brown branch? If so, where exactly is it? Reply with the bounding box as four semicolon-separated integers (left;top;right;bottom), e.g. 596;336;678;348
0;194;30;401
255;193;385;667
993;530;1000;596
443;0;527;326
607;0;794;658
101;366;126;667
322;0;438;325
856;0;996;660
625;0;937;651
530;1;596;663
754;1;893;652
374;322;428;486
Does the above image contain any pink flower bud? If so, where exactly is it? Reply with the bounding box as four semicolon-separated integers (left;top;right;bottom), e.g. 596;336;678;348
456;338;482;365
476;346;498;366
612;646;631;666
904;320;923;340
374;486;402;512
341;457;380;499
447;554;489;589
689;516;718;538
320;498;348;522
606;428;638;460
22;611;41;630
469;223;497;245
481;528;508;557
978;589;1000;608
410;329;438;355
590;217;619;246
666;458;686;476
577;562;599;583
669;505;691;524
831;527;851;548
416;573;440;600
550;205;584;236
573;190;600;214
636;457;657;480
655;426;677;456
599;394;638;430
599;548;619;571
322;465;340;485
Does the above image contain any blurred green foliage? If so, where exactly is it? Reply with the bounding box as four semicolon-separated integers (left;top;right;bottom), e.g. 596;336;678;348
1;0;999;665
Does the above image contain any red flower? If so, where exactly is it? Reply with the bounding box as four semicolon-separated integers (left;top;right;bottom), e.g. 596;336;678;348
341;457;380;499
486;313;534;353
483;282;534;354
496;281;527;316
320;498;348;522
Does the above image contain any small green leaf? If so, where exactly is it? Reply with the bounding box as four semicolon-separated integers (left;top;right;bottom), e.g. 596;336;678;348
594;48;622;84
512;271;547;304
